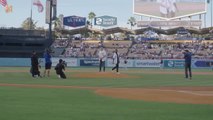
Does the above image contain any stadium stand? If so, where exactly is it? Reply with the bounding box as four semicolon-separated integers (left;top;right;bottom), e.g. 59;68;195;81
52;26;213;60
50;38;213;60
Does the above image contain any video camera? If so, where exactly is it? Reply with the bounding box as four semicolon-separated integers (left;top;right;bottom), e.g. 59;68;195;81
62;60;67;67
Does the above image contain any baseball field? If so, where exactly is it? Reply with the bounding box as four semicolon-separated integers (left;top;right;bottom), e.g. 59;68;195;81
0;67;213;120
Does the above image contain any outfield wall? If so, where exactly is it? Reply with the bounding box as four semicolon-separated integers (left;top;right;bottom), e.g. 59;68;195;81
0;58;212;69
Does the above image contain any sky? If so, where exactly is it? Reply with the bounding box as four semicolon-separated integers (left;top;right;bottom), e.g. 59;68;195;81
0;0;213;29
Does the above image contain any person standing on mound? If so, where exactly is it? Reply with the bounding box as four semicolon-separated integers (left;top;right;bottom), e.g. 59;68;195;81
112;49;120;74
98;47;107;72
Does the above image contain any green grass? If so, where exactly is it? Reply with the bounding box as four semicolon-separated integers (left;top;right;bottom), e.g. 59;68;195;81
0;67;213;120
0;67;212;87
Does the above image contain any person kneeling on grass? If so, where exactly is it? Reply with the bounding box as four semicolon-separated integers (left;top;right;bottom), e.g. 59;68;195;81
55;59;66;79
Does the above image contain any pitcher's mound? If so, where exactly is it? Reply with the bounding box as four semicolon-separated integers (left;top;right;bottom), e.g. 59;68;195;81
72;72;139;79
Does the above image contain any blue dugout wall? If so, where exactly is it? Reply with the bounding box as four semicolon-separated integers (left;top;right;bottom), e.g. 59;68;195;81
0;58;212;68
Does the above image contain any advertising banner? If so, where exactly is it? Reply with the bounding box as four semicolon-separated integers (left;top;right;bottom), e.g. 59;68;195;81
107;59;134;67
163;59;185;68
192;60;213;68
163;59;213;68
134;60;161;68
80;59;99;66
137;20;202;27
63;16;86;27
51;58;78;67
94;15;117;27
0;58;212;69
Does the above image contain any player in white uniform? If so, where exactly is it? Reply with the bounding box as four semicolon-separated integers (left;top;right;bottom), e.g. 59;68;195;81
98;47;107;72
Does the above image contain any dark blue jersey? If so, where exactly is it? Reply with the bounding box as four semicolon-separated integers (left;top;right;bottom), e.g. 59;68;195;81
184;52;192;64
44;52;52;64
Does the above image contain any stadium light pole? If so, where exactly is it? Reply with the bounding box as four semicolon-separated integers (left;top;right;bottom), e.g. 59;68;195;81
49;0;53;41
30;0;33;30
211;0;213;27
204;13;206;28
208;0;213;27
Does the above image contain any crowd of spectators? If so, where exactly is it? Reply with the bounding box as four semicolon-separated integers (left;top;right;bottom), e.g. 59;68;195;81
64;40;99;58
51;39;69;48
51;38;213;60
128;41;213;59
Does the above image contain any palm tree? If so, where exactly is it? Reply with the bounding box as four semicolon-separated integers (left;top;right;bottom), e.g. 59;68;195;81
36;27;45;30
51;14;65;39
88;12;96;28
53;18;61;30
127;17;137;30
53;14;64;30
86;20;91;28
21;17;37;30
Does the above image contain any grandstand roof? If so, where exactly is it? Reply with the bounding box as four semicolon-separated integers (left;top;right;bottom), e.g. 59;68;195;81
102;27;134;34
57;27;103;35
57;27;213;35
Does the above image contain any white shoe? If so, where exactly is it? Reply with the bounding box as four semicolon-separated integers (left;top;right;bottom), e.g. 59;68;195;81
58;75;61;79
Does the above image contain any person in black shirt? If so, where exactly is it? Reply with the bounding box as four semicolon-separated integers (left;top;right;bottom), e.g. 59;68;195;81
211;62;213;71
112;49;120;74
30;51;41;78
55;59;66;79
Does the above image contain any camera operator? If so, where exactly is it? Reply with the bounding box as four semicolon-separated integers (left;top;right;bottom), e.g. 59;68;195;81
55;59;66;79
